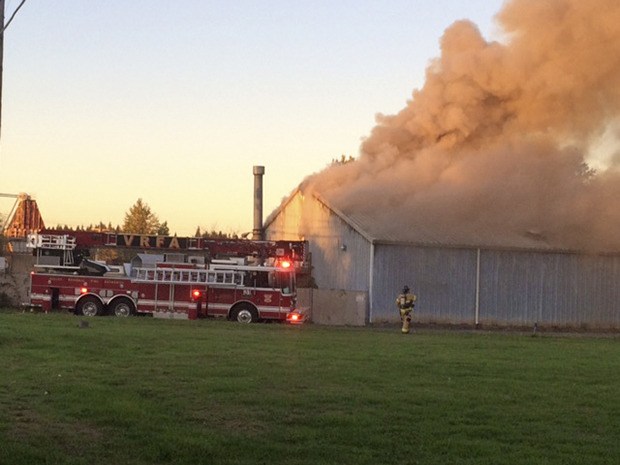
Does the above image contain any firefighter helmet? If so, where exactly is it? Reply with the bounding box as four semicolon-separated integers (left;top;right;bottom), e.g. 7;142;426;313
402;285;410;294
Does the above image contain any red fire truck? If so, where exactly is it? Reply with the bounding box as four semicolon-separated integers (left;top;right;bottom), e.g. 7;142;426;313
27;232;308;324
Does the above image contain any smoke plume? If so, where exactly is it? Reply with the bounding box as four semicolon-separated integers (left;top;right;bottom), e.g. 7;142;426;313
305;0;620;252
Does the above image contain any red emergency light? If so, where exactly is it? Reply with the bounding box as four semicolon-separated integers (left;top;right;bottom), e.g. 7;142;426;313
80;287;88;294
191;289;202;301
279;260;291;269
286;311;304;325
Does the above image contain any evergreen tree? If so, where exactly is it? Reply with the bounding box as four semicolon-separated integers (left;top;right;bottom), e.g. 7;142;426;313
157;221;170;236
122;199;163;234
331;154;355;165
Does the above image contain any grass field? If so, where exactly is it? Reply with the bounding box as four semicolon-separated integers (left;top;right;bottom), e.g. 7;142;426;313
0;310;619;465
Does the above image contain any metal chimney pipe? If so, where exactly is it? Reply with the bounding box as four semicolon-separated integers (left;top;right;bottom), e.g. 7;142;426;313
252;165;265;241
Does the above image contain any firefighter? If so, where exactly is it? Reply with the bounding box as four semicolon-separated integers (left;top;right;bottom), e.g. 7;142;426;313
396;285;417;334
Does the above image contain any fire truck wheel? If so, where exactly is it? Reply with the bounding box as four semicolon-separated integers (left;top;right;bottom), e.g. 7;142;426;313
232;304;258;324
77;296;103;317
110;298;134;317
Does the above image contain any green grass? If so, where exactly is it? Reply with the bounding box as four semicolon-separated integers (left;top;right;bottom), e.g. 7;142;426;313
0;310;619;465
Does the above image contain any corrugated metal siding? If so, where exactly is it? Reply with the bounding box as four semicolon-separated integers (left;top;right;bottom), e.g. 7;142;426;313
306;208;371;291
264;191;305;241
372;245;620;328
371;244;478;323
480;251;620;327
265;190;371;292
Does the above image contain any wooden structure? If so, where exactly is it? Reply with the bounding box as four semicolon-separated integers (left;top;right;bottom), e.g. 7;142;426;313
1;193;45;238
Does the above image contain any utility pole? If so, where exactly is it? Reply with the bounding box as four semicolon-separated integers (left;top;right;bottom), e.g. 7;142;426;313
0;0;5;141
0;0;27;141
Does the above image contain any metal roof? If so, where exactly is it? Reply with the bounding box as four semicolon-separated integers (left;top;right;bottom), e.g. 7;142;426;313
342;208;557;251
266;187;567;252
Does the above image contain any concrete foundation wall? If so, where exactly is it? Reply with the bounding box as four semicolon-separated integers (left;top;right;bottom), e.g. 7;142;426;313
295;287;313;319
310;289;368;326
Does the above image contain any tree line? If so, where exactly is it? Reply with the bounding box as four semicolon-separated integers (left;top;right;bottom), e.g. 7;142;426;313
46;199;238;239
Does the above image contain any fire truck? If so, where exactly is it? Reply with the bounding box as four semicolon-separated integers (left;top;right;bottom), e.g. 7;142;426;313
27;231;308;324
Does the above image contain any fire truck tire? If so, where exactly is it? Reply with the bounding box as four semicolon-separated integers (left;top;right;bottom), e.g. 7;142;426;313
232;304;258;323
76;296;103;317
110;298;134;317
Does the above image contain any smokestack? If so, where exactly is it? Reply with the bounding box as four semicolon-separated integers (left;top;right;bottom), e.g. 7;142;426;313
252;165;265;241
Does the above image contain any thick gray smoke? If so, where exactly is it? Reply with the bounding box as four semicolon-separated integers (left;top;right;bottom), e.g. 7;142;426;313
305;0;620;252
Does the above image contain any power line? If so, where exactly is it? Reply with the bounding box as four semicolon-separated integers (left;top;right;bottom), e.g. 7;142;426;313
4;0;27;31
0;0;27;174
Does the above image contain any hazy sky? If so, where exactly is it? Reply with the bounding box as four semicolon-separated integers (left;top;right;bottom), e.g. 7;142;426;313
0;0;504;236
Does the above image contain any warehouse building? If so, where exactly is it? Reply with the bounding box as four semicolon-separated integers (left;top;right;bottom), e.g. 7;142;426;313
264;188;620;329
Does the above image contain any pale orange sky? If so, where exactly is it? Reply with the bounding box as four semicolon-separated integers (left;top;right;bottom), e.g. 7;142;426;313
1;1;506;235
